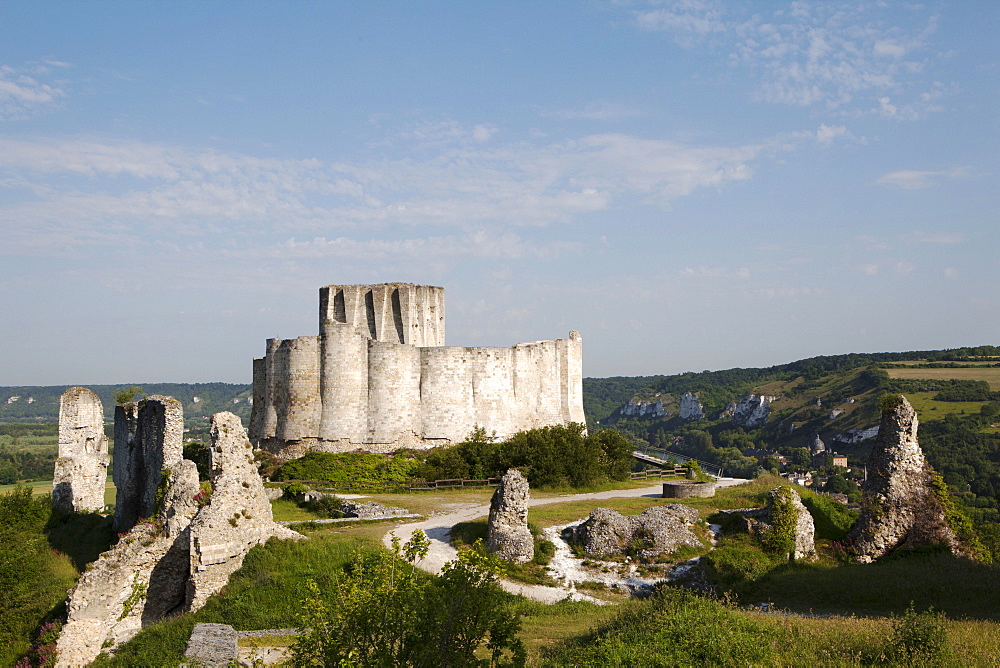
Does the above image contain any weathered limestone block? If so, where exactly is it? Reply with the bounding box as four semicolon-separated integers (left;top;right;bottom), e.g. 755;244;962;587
185;623;238;667
52;387;110;513
849;396;959;563
55;461;200;668
113;395;184;532
486;469;534;564
572;504;701;562
186;412;302;611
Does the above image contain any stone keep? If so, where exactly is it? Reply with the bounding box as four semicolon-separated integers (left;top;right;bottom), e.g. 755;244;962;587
249;283;585;457
52;387;111;513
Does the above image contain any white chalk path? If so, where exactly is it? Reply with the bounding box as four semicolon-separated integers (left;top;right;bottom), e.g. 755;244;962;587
383;477;750;603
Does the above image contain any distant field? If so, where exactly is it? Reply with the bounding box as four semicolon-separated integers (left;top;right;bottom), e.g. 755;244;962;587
905;392;993;426
886;367;1000;390
0;479;116;505
890;360;1000;366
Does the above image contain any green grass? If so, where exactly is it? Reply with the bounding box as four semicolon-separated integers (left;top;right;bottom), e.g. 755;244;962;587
906;391;991;423
542;586;1000;667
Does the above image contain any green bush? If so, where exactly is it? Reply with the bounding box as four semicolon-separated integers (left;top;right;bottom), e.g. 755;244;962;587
891;604;948;664
272;451;420;483
802;492;858;540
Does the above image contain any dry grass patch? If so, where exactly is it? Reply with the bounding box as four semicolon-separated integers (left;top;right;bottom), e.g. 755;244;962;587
886;366;1000;390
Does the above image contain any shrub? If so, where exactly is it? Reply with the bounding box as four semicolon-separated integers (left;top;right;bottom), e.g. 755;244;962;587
891;604;948;664
272;452;419;483
802;493;857;541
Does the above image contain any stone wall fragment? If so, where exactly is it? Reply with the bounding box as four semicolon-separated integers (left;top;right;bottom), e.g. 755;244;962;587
52;387;110;513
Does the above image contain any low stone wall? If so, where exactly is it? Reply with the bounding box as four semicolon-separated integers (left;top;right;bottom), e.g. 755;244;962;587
662;480;716;498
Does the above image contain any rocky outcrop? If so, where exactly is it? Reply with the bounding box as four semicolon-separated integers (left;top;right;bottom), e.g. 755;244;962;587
620;398;668;419
832;425;879;445
571;504;701;562
486;469;533;564
678;392;704;420
848;396;959;563
731;394;774;428
52;387;110;513
56;408;300;667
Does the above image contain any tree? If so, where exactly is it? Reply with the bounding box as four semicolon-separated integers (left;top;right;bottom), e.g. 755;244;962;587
112;386;143;405
291;531;524;667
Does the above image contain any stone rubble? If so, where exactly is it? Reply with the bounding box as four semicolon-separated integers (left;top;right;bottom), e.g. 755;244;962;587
52;387;110;513
848;395;959;563
486;469;534;564
340;499;409;519
571;504;701;562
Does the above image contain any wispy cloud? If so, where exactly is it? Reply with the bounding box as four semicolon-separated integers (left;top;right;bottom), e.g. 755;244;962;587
632;1;949;118
877;167;970;189
905;231;965;244
0;63;67;120
542;101;645;121
0;127;771;256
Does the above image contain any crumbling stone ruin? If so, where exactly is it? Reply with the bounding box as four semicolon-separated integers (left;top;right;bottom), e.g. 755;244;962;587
848;396;959;563
486;469;534;564
571;504;701;562
719;487;816;561
249;283;585;458
52;387;110;513
112;395;184;531
56;401;299;667
188;412;303;610
340;499;409;519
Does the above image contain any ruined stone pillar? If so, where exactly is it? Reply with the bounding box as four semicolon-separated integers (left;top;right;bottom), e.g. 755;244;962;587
52;387;110;513
113;395;183;531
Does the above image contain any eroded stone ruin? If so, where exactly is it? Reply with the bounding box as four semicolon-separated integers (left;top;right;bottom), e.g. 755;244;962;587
571;504;701;562
249;283;585;458
52;387;110;513
56;400;299;668
719;487;816;561
848;395;959;563
486;469;534;564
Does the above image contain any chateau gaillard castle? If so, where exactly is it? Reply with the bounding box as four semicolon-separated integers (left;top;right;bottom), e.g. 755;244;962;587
249;283;584;459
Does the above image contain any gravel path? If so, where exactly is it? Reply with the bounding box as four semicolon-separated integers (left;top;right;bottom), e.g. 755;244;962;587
383;477;749;603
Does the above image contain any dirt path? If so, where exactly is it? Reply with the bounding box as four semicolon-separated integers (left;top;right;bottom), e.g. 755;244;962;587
383;477;749;603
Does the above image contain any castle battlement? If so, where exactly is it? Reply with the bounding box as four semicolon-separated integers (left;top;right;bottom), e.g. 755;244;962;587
249;283;584;458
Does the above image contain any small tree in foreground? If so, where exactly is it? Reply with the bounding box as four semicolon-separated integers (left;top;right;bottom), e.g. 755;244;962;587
291;531;525;667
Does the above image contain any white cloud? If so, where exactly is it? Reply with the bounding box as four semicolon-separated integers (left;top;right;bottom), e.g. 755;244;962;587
906;231;965;244
543;101;644;121
894;261;915;275
944;267;958;279
0;128;768;240
0;63;67;120
877;167;969;189
815;124;848;145
631;1;948;118
861;264;879;276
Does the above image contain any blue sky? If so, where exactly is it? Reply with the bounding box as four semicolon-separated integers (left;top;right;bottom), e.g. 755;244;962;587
1;1;997;385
